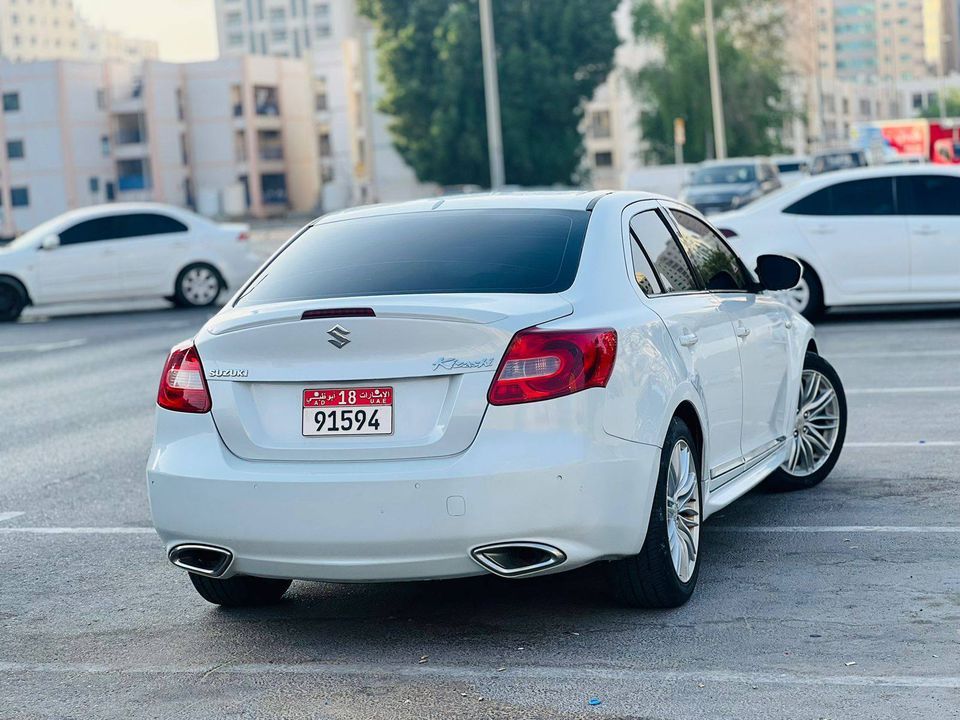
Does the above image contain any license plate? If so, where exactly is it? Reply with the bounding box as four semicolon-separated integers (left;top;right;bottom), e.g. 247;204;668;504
302;387;393;436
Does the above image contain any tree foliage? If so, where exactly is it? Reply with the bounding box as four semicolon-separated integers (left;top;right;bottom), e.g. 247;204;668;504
918;90;960;119
358;0;619;187
632;0;793;163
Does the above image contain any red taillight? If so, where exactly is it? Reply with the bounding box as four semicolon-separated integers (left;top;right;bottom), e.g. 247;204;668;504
236;231;250;242
719;227;738;239
157;341;212;413
488;328;617;406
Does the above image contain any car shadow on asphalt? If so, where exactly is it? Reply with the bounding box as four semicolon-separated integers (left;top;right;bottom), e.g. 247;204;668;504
816;304;960;325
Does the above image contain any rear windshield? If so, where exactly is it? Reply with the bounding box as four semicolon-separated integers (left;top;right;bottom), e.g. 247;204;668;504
235;209;590;306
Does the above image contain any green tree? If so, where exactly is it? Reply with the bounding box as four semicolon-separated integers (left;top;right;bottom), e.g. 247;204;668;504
358;0;619;187
919;90;960;119
632;0;793;163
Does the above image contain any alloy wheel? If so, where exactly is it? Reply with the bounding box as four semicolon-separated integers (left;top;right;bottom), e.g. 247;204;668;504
181;267;220;305
784;368;841;477
665;439;700;583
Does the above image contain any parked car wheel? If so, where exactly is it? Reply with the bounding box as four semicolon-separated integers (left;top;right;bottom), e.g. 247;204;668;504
0;278;26;322
173;263;224;308
765;352;846;492
774;264;824;321
188;573;292;607
608;416;702;608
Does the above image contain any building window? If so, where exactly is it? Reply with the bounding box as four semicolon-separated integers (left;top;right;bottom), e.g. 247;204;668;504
269;7;285;22
11;187;29;207
315;2;329;16
315;91;327;112
316;23;331;38
589;110;611;139
101;134;110;156
594;151;614;168
228;32;244;46
96;88;106;110
318;132;331;157
226;10;243;26
89;177;100;193
6;140;25;159
254;86;279;115
271;29;287;42
3;92;20;112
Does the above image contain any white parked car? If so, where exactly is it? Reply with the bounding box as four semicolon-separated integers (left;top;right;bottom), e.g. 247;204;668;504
0;203;259;321
148;192;847;609
713;165;960;319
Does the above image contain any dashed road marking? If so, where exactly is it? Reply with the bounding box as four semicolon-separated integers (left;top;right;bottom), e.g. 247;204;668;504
0;526;155;535
830;349;960;359
713;525;960;534
0;339;87;354
846;386;960;394
845;441;960;447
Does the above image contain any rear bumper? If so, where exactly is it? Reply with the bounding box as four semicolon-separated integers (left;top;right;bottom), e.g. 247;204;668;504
147;405;661;582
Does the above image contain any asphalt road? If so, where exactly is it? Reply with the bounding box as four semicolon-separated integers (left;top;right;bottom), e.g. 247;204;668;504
1;303;959;719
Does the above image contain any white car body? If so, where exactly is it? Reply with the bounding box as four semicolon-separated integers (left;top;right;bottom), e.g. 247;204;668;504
147;191;816;584
713;165;960;309
0;203;258;308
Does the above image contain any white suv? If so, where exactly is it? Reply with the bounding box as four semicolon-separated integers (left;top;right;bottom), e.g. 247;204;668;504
147;192;847;609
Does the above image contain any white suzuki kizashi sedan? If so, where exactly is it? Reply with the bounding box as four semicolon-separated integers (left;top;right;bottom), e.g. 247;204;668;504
147;191;847;609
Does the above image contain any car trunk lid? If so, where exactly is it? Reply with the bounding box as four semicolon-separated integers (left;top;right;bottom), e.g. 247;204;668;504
197;293;572;461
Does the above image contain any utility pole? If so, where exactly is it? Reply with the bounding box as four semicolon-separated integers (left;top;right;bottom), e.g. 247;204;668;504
479;0;505;189
704;0;727;159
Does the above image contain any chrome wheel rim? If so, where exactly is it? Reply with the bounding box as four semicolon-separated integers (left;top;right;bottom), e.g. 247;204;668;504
773;276;810;314
181;267;219;305
784;368;840;477
666;439;700;583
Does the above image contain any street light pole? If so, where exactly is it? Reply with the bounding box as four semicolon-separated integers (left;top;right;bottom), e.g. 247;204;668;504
704;0;727;159
479;0;506;189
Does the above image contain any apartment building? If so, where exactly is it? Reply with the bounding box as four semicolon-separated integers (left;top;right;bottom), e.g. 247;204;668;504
0;55;320;237
213;0;433;210
0;0;158;64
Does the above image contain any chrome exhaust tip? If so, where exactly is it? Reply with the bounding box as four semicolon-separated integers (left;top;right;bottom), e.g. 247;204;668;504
470;542;566;578
168;544;233;577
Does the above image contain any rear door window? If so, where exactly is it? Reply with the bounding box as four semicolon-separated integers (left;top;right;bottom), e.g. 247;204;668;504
896;175;960;215
784;178;896;215
117;213;189;237
235;209;590;305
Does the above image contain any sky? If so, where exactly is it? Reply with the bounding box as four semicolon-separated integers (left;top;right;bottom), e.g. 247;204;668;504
73;0;219;62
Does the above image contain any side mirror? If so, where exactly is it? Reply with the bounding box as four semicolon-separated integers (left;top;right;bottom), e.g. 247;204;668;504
40;234;60;251
755;254;802;291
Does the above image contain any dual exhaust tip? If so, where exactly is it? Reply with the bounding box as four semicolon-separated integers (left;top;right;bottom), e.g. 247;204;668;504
168;544;232;577
169;541;565;580
470;542;566;578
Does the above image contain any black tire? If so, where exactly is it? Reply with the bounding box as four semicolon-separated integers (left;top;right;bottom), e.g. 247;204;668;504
189;573;292;607
608;417;703;608
764;352;846;492
0;278;26;322
173;263;224;308
797;264;825;322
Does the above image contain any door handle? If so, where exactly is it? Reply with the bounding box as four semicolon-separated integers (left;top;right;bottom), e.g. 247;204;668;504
809;225;836;235
679;331;699;347
735;323;750;338
914;226;939;236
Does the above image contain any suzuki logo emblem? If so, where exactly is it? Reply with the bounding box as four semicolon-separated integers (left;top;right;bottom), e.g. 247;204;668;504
327;324;351;349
